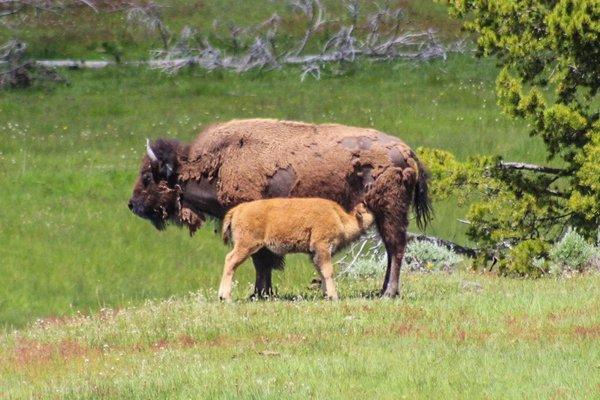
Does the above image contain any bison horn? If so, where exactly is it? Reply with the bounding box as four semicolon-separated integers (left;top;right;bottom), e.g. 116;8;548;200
146;138;158;162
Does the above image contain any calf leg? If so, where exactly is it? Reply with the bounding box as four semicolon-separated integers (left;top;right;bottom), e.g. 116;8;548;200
250;248;283;299
218;246;253;302
312;246;338;300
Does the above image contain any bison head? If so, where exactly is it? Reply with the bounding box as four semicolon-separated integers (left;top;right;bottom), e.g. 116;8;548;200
128;139;182;230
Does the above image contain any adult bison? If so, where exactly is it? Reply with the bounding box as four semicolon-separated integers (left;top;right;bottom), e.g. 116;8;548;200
128;118;431;298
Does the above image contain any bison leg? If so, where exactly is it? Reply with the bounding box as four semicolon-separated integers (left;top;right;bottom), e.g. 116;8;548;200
250;248;283;299
378;222;408;297
364;167;414;298
252;263;273;299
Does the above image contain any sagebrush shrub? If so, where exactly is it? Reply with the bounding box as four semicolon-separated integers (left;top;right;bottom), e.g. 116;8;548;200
403;241;463;272
339;240;463;278
549;229;599;273
339;257;385;279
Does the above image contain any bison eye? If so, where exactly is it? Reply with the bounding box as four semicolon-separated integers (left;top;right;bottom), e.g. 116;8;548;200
142;173;153;187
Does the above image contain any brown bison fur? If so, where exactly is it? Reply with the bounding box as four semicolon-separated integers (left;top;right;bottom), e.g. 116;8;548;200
219;198;375;301
129;118;432;298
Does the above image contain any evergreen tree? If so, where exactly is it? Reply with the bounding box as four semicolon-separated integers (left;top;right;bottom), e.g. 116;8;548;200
430;0;599;273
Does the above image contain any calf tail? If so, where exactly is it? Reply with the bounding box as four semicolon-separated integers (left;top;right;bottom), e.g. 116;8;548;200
222;210;233;245
413;159;433;231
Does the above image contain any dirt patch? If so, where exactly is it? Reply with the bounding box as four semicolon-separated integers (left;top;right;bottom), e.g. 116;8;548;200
504;315;542;341
178;334;198;348
394;323;423;337
11;338;92;367
35;315;82;329
455;328;467;343
571;325;600;339
546;304;600;322
503;314;600;342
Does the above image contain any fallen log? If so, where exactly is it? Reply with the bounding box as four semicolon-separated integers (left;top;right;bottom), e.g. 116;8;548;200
407;232;479;258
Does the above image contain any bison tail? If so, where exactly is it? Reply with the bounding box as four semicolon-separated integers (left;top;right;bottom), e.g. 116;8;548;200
413;159;433;231
222;211;233;245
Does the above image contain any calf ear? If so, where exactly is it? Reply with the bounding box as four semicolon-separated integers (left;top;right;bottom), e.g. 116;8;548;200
355;210;364;224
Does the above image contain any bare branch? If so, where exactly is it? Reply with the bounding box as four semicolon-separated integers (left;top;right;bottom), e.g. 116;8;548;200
2;1;466;79
496;161;564;175
126;2;170;49
300;63;320;81
289;0;326;56
77;0;97;12
407;233;478;258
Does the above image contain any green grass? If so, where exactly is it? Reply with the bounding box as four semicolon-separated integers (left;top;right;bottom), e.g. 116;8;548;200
2;2;597;397
2;273;600;398
0;55;549;328
0;0;462;60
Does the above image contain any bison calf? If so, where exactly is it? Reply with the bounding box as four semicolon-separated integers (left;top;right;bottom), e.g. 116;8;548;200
219;198;375;301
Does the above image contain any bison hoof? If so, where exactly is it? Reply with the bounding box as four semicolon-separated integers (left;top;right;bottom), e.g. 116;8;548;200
380;289;399;299
308;278;322;290
248;290;274;301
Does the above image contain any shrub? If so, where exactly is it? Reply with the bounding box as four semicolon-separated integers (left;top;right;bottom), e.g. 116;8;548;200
338;257;385;280
403;241;463;272
501;239;550;278
338;240;463;278
549;229;599;274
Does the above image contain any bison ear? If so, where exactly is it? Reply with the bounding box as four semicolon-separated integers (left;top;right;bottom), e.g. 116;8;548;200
162;162;174;179
146;138;178;180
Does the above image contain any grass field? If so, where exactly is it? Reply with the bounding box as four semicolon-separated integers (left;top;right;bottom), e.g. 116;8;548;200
0;56;550;328
2;273;600;398
3;2;598;397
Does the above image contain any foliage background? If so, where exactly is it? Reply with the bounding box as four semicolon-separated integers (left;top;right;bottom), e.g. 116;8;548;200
437;0;600;271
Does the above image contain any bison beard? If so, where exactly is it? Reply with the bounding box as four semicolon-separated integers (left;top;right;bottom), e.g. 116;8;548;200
129;119;432;298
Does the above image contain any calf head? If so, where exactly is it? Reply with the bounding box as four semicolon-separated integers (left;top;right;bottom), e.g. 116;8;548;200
128;139;182;230
354;202;375;230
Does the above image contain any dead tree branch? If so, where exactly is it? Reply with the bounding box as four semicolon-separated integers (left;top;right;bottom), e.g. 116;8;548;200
148;1;464;77
406;233;478;258
126;2;170;49
0;0;121;88
1;1;466;82
496;161;565;175
289;0;325;56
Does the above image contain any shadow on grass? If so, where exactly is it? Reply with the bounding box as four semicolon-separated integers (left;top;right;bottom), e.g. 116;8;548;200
247;288;382;302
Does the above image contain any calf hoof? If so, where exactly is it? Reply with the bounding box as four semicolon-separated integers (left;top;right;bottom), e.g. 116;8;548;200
218;293;233;303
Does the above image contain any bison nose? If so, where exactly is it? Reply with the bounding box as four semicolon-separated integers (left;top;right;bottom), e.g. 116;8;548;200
128;200;134;211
